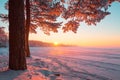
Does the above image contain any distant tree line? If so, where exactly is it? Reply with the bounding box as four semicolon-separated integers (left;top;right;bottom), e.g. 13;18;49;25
0;27;7;47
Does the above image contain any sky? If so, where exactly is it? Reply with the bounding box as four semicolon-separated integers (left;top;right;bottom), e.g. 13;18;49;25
0;0;120;48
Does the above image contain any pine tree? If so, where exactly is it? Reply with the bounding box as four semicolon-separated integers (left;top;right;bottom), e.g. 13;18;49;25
9;0;27;70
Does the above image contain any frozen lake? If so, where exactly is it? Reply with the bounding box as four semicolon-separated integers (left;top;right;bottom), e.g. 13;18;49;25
0;47;120;80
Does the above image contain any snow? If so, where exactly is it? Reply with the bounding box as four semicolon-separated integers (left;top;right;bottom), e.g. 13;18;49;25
0;47;120;80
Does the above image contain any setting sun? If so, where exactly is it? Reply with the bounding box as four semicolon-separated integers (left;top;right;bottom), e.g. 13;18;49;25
54;42;59;46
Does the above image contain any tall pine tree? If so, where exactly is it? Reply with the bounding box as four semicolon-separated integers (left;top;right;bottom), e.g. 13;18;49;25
9;0;27;70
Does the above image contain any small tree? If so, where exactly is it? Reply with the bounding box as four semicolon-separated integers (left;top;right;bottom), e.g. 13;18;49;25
0;27;5;34
0;27;7;47
23;0;63;57
25;0;31;57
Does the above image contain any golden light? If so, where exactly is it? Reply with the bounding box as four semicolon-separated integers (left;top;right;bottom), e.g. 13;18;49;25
53;42;59;46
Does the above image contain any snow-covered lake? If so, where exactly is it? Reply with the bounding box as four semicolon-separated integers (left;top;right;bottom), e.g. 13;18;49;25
0;47;120;80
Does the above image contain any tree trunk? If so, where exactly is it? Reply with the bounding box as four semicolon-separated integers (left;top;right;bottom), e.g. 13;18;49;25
25;31;30;57
25;0;30;57
9;0;27;70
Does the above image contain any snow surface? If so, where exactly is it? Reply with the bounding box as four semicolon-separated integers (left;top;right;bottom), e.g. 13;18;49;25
0;47;120;80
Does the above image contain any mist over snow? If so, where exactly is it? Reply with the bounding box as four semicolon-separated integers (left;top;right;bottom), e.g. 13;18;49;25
0;47;120;80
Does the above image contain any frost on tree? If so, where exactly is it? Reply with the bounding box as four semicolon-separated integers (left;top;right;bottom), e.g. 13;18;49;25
1;0;120;34
30;0;63;35
30;0;120;34
61;0;120;33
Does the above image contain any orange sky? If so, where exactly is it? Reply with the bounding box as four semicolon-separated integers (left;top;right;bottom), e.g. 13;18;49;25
29;23;120;48
29;30;120;48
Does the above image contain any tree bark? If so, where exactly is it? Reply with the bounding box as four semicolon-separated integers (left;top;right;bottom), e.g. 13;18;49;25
9;0;27;70
25;0;30;57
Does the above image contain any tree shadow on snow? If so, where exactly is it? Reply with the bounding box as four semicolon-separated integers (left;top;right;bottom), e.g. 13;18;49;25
0;69;27;80
38;68;62;80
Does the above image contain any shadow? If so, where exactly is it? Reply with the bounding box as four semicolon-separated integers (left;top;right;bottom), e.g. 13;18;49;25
38;68;61;80
0;70;26;80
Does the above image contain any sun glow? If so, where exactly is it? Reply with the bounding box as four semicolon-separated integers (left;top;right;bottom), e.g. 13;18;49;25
54;42;59;46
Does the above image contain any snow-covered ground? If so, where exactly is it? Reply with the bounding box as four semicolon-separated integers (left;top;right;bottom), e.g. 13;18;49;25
0;47;120;80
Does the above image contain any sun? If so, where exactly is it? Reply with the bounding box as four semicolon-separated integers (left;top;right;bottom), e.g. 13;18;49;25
53;42;59;46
